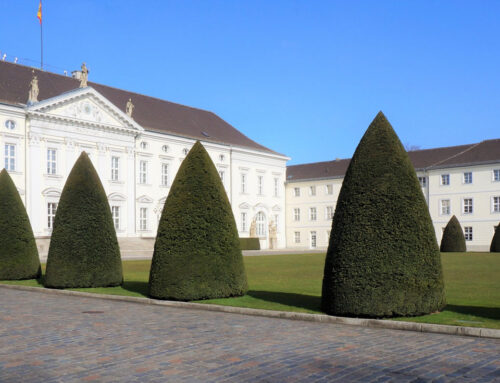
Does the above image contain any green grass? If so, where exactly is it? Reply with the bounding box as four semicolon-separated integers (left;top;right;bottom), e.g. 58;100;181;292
1;252;499;329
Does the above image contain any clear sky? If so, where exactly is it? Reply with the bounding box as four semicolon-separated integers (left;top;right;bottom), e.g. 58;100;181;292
1;1;499;164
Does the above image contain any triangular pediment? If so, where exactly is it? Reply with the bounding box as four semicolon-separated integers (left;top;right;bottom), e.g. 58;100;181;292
26;87;143;134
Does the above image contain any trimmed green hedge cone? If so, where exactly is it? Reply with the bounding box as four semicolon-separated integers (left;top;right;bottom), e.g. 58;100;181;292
491;223;500;252
440;215;466;252
0;169;41;280
149;141;248;300
321;112;445;317
45;152;123;288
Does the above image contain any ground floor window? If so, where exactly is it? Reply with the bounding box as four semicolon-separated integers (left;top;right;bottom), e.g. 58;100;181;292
256;212;266;237
294;231;300;243
140;207;148;231
310;231;317;248
47;202;57;229
111;206;120;230
464;226;473;241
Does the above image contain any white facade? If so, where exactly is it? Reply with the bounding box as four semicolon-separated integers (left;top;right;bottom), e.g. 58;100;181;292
286;164;500;251
0;87;288;251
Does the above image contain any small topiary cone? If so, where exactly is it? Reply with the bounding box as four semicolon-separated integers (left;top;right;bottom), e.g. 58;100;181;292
440;215;466;252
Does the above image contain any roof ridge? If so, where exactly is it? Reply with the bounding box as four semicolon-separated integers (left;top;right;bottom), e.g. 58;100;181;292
0;61;216;116
428;141;484;168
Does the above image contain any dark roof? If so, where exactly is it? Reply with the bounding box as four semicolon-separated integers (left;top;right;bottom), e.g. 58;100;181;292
287;140;500;182
0;61;279;155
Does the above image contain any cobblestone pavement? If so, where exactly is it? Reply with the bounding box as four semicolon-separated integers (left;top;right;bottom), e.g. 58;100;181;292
0;289;499;382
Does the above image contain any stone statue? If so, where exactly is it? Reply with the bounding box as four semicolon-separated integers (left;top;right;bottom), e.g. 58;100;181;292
28;70;39;104
249;218;257;238
268;220;277;249
80;62;89;88
126;98;134;117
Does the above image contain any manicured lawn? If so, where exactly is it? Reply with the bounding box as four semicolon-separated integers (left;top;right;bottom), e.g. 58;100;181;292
1;253;499;329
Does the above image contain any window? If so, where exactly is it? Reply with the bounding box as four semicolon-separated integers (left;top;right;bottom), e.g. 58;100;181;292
326;206;334;220
219;170;225;184
161;163;169;186
240;174;247;193
4;144;15;171
494;169;500;182
463;198;473;214
294;231;301;244
309;186;316;196
493;196;500;213
140;142;148;150
440;200;450;215
294;187;300;197
418;176;427;188
274;178;279;197
219;154;225;162
464;226;473;241
111;156;119;181
4;120;16;130
463;172;472;184
47;203;57;229
47;148;57;175
139;208;148;231
182;148;189;155
310;231;317;248
309;207;317;221
139;161;147;184
326;184;333;195
294;208;300;221
162;145;169;153
256;212;266;237
241;212;247;232
111;206;120;230
441;174;450;186
257;175;263;195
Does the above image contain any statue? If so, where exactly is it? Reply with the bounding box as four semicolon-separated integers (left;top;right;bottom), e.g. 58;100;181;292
80;62;89;88
268;220;277;249
28;70;39;104
249;218;257;238
126;98;134;117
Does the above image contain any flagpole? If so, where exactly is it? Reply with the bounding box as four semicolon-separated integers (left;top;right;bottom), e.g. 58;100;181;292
40;19;43;70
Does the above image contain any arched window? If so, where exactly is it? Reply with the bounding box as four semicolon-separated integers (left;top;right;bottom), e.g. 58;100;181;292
256;211;266;237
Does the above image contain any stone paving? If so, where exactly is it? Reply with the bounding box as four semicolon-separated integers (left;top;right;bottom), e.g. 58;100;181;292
0;289;499;382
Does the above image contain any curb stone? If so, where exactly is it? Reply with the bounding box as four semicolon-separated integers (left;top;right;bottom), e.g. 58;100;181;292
1;283;498;339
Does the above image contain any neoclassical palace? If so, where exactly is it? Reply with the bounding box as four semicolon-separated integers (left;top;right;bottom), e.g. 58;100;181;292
1;61;499;254
0;61;288;255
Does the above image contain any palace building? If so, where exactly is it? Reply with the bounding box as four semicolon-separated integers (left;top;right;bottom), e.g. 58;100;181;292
1;60;499;255
0;61;289;257
286;140;500;251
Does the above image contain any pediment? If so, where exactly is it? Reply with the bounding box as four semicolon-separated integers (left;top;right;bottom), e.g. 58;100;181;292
271;204;281;212
42;187;61;197
108;192;127;201
253;202;268;211
27;87;143;133
239;202;250;210
136;195;153;203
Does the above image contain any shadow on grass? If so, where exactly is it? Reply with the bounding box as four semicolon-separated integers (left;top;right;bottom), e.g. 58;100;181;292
444;304;500;320
247;290;321;312
121;280;149;297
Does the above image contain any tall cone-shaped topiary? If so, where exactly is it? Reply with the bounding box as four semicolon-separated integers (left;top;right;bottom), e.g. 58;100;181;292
440;215;466;252
149;141;248;300
491;223;500;252
45;152;122;288
322;112;445;317
0;169;40;280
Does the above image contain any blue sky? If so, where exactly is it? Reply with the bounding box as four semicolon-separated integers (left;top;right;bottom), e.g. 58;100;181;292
1;1;499;164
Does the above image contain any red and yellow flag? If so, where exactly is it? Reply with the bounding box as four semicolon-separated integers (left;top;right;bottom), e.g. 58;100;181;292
37;1;42;24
